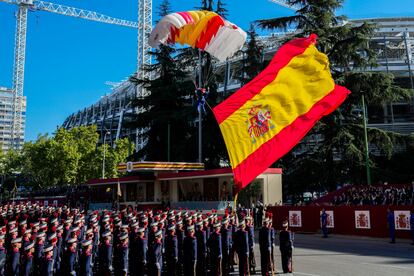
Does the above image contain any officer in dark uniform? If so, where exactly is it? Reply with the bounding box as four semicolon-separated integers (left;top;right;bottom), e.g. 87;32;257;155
410;210;414;245
62;237;77;276
116;232;129;276
259;218;272;276
246;216;256;274
148;230;163;276
98;230;112;275
128;221;139;275
41;244;54;276
269;218;275;265
165;224;178;275
321;209;328;238
21;241;35;276
221;218;232;275
8;237;21;276
135;227;147;276
0;234;5;276
387;208;395;243
208;222;222;276
176;219;184;275
279;220;293;273
235;220;249;276
195;220;207;276
183;225;197;276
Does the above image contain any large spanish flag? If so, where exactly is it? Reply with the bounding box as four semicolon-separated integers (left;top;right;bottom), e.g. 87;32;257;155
213;34;350;193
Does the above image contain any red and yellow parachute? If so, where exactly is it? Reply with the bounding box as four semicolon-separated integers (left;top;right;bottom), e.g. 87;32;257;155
149;10;247;61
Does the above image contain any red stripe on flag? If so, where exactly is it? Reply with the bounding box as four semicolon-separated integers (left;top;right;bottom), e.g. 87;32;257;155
232;84;350;192
213;34;318;124
196;15;225;49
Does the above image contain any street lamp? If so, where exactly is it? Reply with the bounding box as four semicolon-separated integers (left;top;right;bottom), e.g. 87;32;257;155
102;130;111;179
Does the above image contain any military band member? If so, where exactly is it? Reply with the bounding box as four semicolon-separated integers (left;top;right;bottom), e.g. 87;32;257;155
279;220;293;273
221;217;232;276
165;224;178;275
321;209;328;238
183;225;197;276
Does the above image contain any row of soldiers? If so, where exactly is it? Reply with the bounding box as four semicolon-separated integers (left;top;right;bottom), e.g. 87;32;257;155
0;203;293;275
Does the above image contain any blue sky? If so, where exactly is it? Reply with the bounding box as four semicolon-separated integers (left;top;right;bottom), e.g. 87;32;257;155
0;0;413;141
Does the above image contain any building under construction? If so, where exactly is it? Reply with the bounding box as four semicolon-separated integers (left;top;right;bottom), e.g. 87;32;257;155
61;17;414;150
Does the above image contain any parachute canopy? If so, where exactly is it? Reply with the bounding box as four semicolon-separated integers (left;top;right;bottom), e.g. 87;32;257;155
149;10;247;61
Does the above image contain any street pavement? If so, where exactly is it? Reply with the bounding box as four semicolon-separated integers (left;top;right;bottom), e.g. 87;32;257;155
231;233;414;276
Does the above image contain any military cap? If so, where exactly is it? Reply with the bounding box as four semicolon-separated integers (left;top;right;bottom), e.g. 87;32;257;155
102;230;112;238
167;224;176;231
195;221;203;226
48;233;57;241
121;224;129;230
11;237;22;244
187;225;195;232
81;240;92;247
282;220;289;227
20;220;27;225
131;222;138;228
137;227;145;233
24;242;35;251
214;222;221;228
119;233;129;241
222;218;229;225
67;238;77;244
9;228;17;234
24;229;32;235
85;228;93;235
36;232;46;239
150;222;158;228
0;234;5;240
238;220;246;227
56;225;63;231
50;218;58;224
43;244;54;253
155;230;163;237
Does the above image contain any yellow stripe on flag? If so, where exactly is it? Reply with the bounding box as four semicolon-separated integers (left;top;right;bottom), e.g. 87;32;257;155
219;45;334;169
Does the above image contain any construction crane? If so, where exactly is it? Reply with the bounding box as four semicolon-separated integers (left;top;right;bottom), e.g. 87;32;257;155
268;0;300;11
0;0;152;149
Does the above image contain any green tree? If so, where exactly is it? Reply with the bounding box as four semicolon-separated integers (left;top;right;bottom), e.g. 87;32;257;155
256;0;412;192
240;23;264;85
128;0;196;162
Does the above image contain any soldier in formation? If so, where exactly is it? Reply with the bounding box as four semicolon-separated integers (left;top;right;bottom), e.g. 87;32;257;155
0;203;283;275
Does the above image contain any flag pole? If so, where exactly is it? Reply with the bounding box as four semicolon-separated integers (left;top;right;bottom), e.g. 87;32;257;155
198;49;203;163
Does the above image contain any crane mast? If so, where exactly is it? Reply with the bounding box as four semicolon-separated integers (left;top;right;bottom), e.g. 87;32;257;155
0;0;148;150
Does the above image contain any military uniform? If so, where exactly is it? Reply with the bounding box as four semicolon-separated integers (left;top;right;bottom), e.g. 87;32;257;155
79;240;93;276
0;238;5;276
208;223;222;276
7;238;21;276
387;210;395;243
321;210;328;238
410;211;414;245
279;222;293;274
41;244;55;276
259;221;272;276
114;232;129;276
98;231;113;275
246;220;256;274
195;222;207;276
183;225;197;276
235;222;249;276
62;238;78;276
147;230;163;276
221;220;232;275
21;242;35;276
165;225;178;276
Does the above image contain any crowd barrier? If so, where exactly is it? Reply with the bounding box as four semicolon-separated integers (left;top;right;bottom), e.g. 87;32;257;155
267;205;414;239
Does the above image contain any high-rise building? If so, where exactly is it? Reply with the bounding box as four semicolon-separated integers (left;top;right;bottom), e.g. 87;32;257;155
0;87;26;152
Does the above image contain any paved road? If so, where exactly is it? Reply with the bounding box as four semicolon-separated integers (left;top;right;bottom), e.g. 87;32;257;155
231;233;414;275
